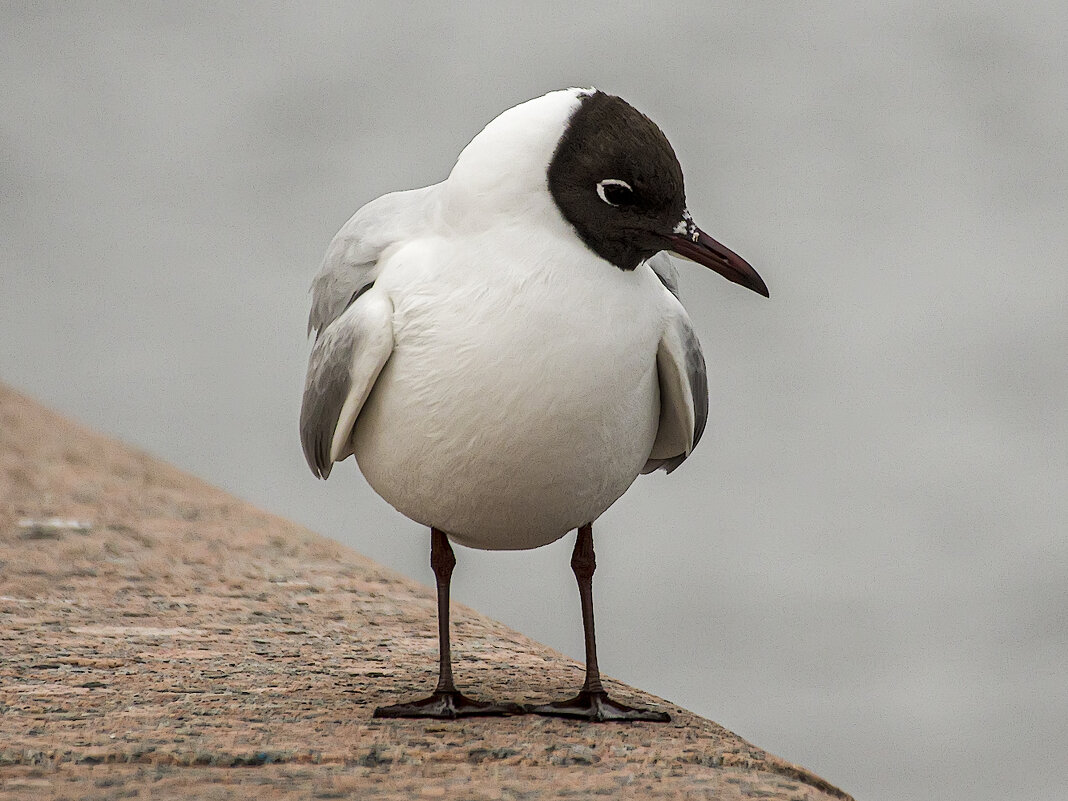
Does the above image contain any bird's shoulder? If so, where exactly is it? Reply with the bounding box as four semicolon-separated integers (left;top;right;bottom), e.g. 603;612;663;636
308;183;442;338
646;252;682;300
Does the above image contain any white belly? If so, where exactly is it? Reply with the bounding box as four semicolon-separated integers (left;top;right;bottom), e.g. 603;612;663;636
351;236;665;550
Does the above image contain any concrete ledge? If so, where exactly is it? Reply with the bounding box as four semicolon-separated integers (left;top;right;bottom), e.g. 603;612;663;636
0;384;852;800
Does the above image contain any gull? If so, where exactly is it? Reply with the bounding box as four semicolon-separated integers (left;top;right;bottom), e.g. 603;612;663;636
300;88;768;721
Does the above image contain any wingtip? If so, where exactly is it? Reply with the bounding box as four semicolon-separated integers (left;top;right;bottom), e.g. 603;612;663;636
299;427;333;480
662;451;689;474
305;455;332;480
315;431;332;480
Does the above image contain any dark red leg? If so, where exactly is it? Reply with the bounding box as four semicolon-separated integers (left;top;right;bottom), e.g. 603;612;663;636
373;528;523;719
531;524;670;722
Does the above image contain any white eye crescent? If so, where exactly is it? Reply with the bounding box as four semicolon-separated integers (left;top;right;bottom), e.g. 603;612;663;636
596;178;633;207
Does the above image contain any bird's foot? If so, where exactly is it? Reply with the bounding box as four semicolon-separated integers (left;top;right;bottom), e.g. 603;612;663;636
373;689;525;719
530;689;670;722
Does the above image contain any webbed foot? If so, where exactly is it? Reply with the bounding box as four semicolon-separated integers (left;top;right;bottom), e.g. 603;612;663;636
530;689;669;722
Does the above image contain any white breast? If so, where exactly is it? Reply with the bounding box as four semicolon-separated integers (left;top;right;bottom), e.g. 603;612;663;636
352;229;668;550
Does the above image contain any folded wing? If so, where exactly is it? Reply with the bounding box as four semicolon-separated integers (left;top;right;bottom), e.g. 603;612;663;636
300;291;394;478
643;288;708;474
307;184;440;339
301;184;442;478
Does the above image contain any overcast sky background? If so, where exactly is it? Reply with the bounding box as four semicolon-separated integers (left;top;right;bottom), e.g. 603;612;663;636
2;4;1066;800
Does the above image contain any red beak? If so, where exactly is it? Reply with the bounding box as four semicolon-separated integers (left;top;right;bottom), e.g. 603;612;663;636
667;215;768;297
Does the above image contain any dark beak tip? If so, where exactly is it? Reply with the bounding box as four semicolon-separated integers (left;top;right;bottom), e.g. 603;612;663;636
736;274;770;298
719;262;772;299
667;228;768;299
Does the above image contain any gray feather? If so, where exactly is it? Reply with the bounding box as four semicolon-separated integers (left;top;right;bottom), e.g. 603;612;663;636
300;293;394;479
300;320;360;478
648;252;681;299
308;183;440;339
643;289;708;475
659;319;707;473
302;185;434;477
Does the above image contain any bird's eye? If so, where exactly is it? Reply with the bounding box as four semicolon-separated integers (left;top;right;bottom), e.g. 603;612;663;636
596;178;634;207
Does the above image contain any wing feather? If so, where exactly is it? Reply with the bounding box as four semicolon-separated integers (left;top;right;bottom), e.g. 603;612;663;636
308;184;440;339
647;252;681;299
643;294;708;474
299;292;394;478
301;184;440;477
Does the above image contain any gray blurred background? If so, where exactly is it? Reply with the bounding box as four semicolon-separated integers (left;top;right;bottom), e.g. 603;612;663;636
2;3;1065;799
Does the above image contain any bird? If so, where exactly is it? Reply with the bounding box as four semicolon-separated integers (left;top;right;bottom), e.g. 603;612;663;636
300;88;768;722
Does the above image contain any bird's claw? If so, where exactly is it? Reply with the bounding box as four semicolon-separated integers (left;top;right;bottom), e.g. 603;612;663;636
529;689;670;722
373;689;525;719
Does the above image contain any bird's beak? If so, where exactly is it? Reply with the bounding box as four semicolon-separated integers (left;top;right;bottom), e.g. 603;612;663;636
666;212;769;297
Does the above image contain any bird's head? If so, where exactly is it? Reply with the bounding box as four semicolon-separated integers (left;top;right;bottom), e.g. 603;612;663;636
547;90;768;296
446;88;767;297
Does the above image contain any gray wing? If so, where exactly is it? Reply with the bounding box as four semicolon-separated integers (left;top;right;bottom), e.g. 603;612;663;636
308;183;440;339
648;252;682;300
300;290;394;478
301;184;440;478
643;292;708;474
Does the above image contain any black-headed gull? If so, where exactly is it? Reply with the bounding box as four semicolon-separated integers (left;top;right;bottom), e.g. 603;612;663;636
300;88;767;721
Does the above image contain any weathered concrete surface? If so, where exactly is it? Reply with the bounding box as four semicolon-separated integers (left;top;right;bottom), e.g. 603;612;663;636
0;384;852;800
